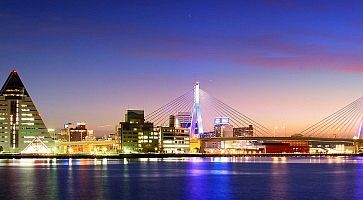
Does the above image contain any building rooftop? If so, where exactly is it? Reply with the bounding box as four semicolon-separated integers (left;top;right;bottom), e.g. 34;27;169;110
0;69;29;96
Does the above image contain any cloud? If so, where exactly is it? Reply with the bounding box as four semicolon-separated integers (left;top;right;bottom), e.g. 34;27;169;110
121;31;363;74
338;66;363;73
4;8;363;74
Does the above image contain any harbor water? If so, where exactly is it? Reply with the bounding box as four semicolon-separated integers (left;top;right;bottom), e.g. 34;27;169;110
0;157;362;200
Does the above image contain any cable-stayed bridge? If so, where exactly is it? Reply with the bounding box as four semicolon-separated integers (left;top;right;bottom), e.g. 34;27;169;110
145;82;363;143
145;83;270;137
300;97;363;139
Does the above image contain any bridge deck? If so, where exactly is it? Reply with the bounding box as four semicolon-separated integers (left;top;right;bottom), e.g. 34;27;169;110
199;136;363;143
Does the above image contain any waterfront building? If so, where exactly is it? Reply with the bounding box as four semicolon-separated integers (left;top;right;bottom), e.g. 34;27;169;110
99;132;118;141
0;70;54;153
261;141;310;153
189;138;201;152
214;117;230;126
308;141;354;154
118;110;159;153
175;112;191;128
200;131;217;138
56;140;119;154
214;117;233;137
215;125;233;137
158;115;190;153
58;122;93;142
233;125;254;137
48;128;56;140
201;139;265;154
57;128;68;141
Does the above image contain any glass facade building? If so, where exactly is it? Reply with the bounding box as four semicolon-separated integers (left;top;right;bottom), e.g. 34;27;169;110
0;70;53;153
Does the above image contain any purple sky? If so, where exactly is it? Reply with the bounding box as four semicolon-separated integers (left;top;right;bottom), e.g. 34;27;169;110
1;1;363;136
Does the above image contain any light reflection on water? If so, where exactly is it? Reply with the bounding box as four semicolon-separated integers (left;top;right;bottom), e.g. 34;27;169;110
1;156;362;167
0;157;363;199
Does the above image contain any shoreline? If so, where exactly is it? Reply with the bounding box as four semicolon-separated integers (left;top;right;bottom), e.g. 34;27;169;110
0;153;361;159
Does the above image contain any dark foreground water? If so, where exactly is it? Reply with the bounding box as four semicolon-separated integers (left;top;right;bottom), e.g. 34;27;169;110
0;157;363;200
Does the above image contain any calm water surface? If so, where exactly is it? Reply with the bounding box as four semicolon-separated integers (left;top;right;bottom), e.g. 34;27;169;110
0;157;362;200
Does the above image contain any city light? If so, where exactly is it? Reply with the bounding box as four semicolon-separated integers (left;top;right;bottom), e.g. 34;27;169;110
1;1;363;199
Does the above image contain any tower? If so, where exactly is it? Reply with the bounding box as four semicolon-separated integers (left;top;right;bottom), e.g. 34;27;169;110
357;118;363;139
0;70;54;153
190;82;204;135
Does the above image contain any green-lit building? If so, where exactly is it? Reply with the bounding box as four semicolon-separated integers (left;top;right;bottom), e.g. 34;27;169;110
118;110;159;153
0;70;54;153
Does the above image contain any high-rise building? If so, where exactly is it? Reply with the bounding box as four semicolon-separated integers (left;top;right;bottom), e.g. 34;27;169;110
118;110;159;153
0;70;54;153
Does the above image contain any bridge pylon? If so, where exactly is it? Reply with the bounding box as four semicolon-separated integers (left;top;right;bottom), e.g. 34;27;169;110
144;82;270;137
190;82;204;136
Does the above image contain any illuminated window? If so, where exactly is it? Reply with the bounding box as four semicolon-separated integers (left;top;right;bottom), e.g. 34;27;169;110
21;122;34;126
21;118;34;121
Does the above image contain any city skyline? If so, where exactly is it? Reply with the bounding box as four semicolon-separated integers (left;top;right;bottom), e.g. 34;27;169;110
0;68;361;137
1;1;363;135
1;2;363;200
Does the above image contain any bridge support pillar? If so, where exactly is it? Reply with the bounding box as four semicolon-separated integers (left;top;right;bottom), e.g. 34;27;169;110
191;82;204;136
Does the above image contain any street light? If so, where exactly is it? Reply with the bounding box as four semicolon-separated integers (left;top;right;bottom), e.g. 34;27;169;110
282;125;286;137
353;136;359;154
273;126;278;137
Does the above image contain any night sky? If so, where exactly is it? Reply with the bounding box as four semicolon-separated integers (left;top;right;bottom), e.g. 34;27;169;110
1;0;363;135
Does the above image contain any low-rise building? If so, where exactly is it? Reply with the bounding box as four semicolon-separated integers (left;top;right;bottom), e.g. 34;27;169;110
57;122;93;142
159;116;190;153
233;125;254;137
56;140;119;154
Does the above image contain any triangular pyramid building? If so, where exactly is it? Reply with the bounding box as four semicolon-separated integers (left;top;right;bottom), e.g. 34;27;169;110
21;137;51;154
0;69;54;153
